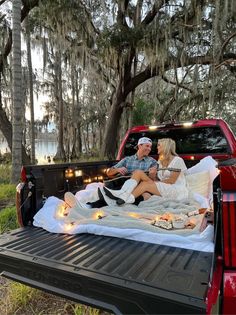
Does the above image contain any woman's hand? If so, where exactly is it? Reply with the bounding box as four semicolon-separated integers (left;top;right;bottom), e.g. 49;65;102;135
148;166;157;180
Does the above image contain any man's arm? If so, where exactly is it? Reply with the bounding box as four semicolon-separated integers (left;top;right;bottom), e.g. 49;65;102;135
106;158;128;177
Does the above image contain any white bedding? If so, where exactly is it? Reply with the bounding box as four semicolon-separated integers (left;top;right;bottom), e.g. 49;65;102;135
33;156;218;253
33;195;214;252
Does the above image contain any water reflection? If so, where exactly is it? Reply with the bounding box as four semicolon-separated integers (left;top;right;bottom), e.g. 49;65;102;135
0;139;57;164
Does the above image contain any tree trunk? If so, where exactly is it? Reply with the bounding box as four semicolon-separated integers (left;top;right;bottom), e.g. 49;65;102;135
0;101;30;165
11;0;23;183
0;0;38;167
101;82;125;159
70;67;82;160
25;17;36;164
54;51;66;161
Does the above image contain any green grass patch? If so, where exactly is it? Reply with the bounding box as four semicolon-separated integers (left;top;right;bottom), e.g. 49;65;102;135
1;281;107;315
0;206;18;233
3;282;41;315
0;164;11;184
0;184;15;201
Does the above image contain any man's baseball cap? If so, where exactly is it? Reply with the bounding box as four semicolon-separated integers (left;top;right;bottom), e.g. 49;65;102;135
137;137;152;145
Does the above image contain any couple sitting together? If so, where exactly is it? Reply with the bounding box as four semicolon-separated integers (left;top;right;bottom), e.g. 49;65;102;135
65;137;189;210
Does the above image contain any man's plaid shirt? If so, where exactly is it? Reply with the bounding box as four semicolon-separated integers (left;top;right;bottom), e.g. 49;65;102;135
112;154;157;173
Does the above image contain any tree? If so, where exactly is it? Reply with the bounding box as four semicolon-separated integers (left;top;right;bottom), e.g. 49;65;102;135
0;0;39;165
25;16;35;164
96;0;236;157
2;0;236;163
11;0;23;183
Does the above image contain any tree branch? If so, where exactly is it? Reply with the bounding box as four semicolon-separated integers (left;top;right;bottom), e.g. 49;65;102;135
134;0;143;26
161;74;194;93
0;0;39;72
117;0;130;28
125;53;228;97
0;0;7;6
142;0;169;26
219;31;236;57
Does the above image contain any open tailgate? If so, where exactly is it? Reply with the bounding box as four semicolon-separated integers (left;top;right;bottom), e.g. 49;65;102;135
0;227;213;314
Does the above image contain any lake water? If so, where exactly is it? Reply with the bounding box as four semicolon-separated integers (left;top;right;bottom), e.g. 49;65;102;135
0;139;57;164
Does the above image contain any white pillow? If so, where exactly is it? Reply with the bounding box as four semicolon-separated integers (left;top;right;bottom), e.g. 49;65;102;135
185;171;210;198
185;156;218;185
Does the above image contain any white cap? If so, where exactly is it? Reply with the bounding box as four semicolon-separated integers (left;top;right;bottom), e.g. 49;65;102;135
138;137;152;145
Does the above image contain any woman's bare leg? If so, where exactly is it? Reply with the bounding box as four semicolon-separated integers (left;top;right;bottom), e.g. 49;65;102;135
132;181;161;198
131;170;153;183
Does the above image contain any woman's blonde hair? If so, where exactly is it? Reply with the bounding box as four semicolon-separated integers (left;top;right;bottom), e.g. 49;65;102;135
158;138;177;159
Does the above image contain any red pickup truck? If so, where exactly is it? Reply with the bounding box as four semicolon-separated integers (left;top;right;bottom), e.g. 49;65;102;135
0;118;236;314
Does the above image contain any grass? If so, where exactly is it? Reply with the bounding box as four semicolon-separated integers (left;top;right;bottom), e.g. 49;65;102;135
0;184;15;201
0;281;106;315
0;206;18;233
0;164;11;184
0;179;17;233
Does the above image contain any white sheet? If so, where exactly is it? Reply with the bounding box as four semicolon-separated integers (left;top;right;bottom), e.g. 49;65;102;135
33;156;218;253
33;195;214;252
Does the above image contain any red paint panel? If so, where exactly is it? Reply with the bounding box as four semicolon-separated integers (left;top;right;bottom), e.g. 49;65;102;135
223;271;236;314
222;196;230;266
222;193;236;267
206;256;222;315
220;166;236;191
229;194;236;266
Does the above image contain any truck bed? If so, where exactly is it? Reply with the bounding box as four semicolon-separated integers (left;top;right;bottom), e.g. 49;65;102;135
0;227;213;314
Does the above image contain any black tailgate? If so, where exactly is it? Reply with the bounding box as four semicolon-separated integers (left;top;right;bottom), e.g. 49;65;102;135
0;227;213;314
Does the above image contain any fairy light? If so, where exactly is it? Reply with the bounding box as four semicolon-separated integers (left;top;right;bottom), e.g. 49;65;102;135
93;211;105;220
128;212;141;219
84;178;92;184
56;204;69;218
75;170;83;177
64;222;75;232
65;168;74;179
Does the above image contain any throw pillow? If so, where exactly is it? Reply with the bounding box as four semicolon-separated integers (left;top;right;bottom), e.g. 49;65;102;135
185;171;210;198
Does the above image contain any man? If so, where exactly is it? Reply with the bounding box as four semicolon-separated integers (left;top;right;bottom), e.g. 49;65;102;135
107;137;157;180
64;137;157;209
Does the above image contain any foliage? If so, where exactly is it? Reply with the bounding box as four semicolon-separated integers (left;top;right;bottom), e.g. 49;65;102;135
0;165;12;184
0;206;18;233
0;152;11;164
68;303;101;315
4;282;40;314
133;98;156;126
0;281;110;315
0;184;15;200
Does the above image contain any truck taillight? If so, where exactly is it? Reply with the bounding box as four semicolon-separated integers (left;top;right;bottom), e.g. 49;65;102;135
21;167;27;182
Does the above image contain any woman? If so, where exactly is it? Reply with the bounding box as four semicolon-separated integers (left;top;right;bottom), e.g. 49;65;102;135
102;138;189;205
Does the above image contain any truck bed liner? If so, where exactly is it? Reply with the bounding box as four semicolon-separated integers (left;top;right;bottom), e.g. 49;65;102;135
0;227;213;314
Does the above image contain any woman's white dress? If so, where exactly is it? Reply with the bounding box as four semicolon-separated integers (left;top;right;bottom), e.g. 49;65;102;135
156;156;189;200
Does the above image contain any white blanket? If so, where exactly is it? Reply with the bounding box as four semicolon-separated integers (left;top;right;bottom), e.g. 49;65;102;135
33;156;218;253
33;195;214;252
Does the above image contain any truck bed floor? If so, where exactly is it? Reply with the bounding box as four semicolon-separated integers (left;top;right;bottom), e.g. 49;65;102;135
0;227;213;314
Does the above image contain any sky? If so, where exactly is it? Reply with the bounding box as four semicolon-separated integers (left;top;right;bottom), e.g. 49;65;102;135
23;47;48;120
